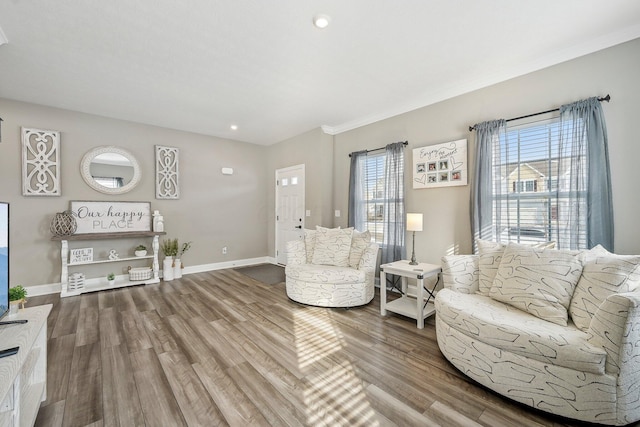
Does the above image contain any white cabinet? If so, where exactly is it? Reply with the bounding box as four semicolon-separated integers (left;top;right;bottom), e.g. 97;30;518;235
52;231;166;297
0;304;52;427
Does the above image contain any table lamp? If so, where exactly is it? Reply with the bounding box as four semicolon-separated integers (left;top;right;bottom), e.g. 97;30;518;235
407;213;423;265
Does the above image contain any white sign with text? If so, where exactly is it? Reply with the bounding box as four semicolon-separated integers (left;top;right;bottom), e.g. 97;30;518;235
70;201;152;234
69;247;93;264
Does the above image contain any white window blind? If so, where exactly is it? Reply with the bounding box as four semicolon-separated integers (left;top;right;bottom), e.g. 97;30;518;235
362;152;385;244
492;119;587;248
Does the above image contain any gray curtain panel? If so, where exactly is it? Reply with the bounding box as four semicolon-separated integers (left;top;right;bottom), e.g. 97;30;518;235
381;142;406;266
348;150;367;229
471;119;506;253
559;97;614;251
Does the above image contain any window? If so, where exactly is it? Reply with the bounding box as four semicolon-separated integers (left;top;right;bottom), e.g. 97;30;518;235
351;150;405;246
93;176;124;188
349;142;406;270
474;98;612;252
512;179;537;193
361;153;386;244
491;119;587;248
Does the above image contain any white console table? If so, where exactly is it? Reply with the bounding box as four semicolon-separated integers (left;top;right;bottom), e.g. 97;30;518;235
52;231;166;298
0;304;52;427
380;260;441;329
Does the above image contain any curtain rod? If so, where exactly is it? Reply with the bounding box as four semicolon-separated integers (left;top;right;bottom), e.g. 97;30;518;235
468;94;611;132
348;141;408;157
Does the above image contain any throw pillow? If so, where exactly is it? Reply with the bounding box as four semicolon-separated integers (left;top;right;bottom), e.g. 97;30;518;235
311;227;354;267
489;243;585;326
349;230;371;268
569;247;640;331
477;240;506;296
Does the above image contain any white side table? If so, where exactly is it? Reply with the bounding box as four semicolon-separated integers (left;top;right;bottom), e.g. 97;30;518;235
380;260;441;329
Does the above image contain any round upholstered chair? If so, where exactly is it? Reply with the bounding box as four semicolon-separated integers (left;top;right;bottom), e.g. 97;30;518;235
284;227;379;308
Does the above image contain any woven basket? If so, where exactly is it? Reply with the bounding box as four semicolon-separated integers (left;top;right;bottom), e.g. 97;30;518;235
128;267;152;281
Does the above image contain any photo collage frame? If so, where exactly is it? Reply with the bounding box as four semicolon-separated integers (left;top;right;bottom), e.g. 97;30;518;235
413;139;468;189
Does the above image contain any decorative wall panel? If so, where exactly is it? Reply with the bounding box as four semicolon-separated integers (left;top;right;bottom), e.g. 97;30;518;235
155;145;179;199
22;127;61;196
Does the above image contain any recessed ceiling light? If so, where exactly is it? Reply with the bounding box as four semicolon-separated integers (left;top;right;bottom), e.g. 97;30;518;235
230;124;238;131
313;14;331;29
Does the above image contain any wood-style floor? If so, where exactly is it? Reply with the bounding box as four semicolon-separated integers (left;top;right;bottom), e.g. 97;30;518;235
26;268;599;427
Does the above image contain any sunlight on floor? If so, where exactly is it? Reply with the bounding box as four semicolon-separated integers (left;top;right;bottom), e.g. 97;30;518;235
293;309;344;369
294;310;379;426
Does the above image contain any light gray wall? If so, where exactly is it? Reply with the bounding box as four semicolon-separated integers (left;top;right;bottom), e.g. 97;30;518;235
266;128;334;257
3;38;639;290
332;38;640;263
0;99;269;288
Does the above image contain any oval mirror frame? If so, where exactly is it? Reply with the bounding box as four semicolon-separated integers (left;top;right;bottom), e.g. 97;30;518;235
80;146;141;195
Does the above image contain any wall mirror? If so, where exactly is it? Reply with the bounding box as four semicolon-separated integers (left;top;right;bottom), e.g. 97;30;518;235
80;146;141;194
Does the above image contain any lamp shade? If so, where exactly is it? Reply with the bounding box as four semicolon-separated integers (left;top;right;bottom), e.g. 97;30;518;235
406;213;423;232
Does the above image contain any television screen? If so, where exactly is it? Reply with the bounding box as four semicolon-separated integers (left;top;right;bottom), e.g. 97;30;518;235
0;202;8;320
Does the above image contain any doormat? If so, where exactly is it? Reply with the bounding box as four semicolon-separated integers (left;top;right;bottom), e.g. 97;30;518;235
234;263;285;285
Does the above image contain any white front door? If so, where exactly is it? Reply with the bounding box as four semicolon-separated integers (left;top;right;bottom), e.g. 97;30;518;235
275;164;305;265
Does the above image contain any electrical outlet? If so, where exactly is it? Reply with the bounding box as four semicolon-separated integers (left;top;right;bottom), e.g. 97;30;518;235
222;246;227;254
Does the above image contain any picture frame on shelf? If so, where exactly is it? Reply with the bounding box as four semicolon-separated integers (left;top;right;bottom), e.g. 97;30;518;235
69;247;93;264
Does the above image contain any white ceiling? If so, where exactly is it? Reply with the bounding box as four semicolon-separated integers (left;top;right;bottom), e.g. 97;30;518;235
1;1;639;146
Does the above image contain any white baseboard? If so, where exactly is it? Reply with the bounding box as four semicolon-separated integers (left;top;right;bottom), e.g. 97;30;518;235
26;282;62;297
181;256;274;275
27;256;280;297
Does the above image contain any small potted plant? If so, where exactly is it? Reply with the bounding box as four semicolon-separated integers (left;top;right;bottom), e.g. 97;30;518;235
160;238;178;259
160;238;179;281
9;285;27;314
134;244;147;257
107;273;116;286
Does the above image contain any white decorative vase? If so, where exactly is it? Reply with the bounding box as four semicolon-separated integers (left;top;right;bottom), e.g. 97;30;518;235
108;279;115;287
173;258;182;279
163;257;174;281
9;301;20;315
135;250;147;257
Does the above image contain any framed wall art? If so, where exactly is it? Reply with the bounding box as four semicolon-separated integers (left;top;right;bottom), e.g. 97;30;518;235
413;139;468;189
